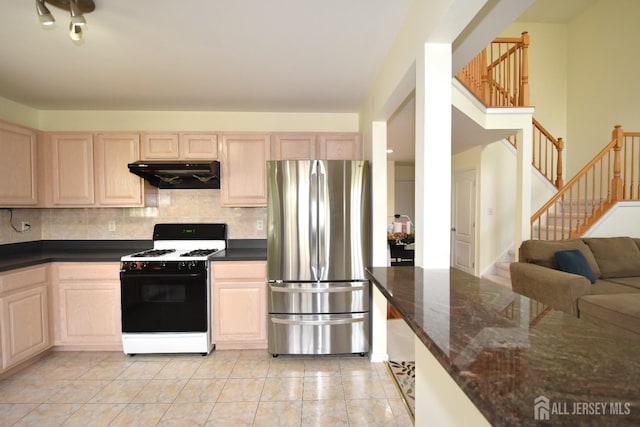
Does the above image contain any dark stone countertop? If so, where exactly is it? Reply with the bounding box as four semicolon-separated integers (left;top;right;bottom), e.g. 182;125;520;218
366;266;640;426
0;239;267;272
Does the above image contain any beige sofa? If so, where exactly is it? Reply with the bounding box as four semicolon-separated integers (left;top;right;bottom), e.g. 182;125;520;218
510;236;640;337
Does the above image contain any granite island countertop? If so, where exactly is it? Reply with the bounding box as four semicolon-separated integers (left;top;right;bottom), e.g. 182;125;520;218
366;266;640;426
0;239;266;272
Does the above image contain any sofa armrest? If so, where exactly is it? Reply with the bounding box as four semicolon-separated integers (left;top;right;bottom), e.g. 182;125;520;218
509;262;592;316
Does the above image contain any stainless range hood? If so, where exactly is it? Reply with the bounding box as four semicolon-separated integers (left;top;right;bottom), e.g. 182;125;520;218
128;160;220;189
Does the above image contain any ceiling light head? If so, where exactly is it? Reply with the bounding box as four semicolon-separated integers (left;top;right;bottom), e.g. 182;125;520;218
35;0;55;26
69;21;83;41
69;0;87;26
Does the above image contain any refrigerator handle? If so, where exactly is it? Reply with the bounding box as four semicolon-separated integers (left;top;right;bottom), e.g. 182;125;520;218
310;161;319;281
317;160;327;281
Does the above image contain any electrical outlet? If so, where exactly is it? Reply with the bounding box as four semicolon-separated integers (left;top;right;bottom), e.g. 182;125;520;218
256;219;264;231
21;221;30;232
108;220;117;232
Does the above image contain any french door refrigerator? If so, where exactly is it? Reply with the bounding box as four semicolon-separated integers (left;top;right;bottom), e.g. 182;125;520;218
267;160;370;356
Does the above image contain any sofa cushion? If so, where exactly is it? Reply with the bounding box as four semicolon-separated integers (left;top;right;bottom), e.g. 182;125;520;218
519;239;601;277
590;279;640;295
584;237;640;278
555;249;597;284
578;293;640;337
604;276;640;291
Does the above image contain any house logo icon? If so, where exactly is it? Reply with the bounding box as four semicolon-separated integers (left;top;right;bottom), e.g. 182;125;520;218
534;395;550;420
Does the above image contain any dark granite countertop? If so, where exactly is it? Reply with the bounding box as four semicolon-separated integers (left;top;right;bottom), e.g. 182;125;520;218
211;239;267;261
0;239;267;272
366;266;640;426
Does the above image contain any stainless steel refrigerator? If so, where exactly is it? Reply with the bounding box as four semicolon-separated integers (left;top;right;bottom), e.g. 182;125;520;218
267;160;370;356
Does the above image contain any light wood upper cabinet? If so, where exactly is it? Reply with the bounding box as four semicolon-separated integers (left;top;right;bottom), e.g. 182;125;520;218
95;133;143;206
41;132;143;207
50;263;122;350
271;133;317;160
141;133;180;159
0;265;50;371
141;132;218;160
48;133;95;206
181;133;218;159
270;132;362;160
0;120;38;206
212;261;267;350
221;133;270;207
319;133;362;160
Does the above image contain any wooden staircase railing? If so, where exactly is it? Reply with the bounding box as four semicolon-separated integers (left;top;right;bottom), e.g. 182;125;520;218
508;119;565;189
456;32;530;108
456;32;564;190
530;125;640;240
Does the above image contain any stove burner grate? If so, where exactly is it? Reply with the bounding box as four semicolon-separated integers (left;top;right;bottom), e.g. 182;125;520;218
181;249;220;257
131;249;176;258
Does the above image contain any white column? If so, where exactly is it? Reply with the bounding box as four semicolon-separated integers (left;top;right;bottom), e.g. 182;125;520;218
415;43;452;268
371;121;389;267
515;124;533;251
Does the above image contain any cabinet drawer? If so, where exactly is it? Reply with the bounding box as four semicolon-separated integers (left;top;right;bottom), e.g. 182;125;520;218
213;261;266;280
0;265;47;294
55;263;120;281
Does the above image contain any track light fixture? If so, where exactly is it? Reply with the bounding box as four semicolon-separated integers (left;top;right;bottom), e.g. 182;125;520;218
35;0;95;42
35;0;55;26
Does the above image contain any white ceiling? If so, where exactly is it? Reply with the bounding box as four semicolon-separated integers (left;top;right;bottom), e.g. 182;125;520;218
0;0;412;112
1;0;599;163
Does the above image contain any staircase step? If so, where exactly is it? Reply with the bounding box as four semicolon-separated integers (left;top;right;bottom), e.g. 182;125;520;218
483;274;512;289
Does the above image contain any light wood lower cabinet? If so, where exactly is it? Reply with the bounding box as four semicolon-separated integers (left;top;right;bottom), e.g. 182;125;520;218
51;263;122;350
0;265;50;372
211;261;267;349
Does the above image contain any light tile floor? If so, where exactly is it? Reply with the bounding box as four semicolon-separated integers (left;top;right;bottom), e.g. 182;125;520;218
0;350;413;426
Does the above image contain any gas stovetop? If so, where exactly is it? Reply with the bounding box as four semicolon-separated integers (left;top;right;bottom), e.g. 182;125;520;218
121;223;227;263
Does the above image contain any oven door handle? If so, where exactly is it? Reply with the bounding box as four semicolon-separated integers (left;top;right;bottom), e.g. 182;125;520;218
120;272;205;280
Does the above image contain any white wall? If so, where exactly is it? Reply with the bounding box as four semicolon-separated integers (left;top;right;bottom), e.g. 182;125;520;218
584;203;640;238
566;0;640;177
501;22;568;141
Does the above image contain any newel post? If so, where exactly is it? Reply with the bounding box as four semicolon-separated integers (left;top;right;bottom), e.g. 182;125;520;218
555;137;564;189
611;125;624;201
480;49;490;105
519;32;530;106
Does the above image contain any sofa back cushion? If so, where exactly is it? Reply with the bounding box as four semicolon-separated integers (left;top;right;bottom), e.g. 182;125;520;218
519;239;601;277
583;237;640;278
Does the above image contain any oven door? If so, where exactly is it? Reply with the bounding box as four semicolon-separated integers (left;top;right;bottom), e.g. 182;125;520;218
120;269;208;333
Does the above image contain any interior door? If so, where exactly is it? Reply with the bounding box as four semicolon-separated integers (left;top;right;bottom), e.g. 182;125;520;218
451;169;476;274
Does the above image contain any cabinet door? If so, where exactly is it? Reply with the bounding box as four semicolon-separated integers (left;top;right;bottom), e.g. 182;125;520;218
141;133;180;159
271;133;317;160
181;133;218;159
53;263;122;347
0;285;49;369
221;133;270;207
0;121;38;206
319;133;362;160
212;261;267;348
48;133;95;205
95;133;143;206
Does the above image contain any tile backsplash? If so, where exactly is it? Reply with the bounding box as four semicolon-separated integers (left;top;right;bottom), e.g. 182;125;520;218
0;189;266;244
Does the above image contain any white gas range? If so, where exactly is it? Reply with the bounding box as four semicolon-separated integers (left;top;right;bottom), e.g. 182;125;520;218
120;223;226;355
